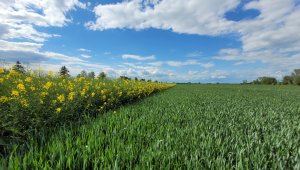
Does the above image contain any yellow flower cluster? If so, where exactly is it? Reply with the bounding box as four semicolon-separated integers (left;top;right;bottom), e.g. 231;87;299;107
0;68;175;121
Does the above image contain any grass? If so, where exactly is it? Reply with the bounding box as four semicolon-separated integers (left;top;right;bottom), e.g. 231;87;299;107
1;84;300;169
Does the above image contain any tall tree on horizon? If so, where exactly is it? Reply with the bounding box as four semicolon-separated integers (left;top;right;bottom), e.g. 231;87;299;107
12;61;25;74
59;66;70;77
88;71;95;79
98;72;107;79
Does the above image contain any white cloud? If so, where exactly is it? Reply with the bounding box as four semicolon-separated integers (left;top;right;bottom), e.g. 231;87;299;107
86;0;239;35
0;0;87;42
166;60;214;68
122;54;156;60
81;54;92;58
0;40;83;63
87;0;300;74
78;48;91;52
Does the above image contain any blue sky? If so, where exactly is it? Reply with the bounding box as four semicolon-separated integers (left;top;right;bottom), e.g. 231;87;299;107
0;0;300;83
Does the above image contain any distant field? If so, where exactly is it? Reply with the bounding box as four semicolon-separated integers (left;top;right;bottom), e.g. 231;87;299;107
2;84;300;169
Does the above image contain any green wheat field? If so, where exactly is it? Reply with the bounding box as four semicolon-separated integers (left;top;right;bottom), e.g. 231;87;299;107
2;84;300;169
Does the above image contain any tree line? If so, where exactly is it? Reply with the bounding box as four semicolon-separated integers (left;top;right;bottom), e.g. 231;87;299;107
243;69;300;85
3;61;157;82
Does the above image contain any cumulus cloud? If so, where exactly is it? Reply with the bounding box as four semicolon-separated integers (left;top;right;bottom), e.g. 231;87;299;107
86;0;300;74
122;54;156;60
0;0;87;42
86;0;239;35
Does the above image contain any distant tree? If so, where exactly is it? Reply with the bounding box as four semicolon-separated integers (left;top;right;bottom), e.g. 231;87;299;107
154;80;158;83
59;66;70;77
134;77;138;81
80;70;87;77
12;61;25;74
147;79;152;82
76;74;81;78
254;77;277;85
292;69;300;85
88;72;95;79
98;72;107;79
140;78;146;81
293;76;300;85
252;79;260;84
292;69;300;76
120;76;131;80
242;80;248;84
282;76;293;85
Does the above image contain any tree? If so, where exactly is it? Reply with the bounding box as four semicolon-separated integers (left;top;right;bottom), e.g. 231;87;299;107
12;61;25;74
134;77;138;81
80;70;87;77
292;69;300;76
292;69;300;85
59;66;70;77
282;76;293;85
98;72;107;79
120;76;130;80
88;72;95;79
253;77;277;85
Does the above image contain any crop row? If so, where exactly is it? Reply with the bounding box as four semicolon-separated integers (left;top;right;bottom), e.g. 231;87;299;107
0;68;175;142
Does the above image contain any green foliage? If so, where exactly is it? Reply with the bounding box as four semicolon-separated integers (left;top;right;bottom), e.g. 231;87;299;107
98;72;106;79
119;76;130;80
59;66;70;77
253;77;277;85
0;71;173;149
79;70;87;77
282;75;293;85
293;76;300;85
88;72;95;79
12;61;25;74
2;85;300;169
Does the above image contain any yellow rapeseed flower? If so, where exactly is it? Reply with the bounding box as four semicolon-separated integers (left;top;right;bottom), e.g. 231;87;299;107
57;94;65;103
0;68;4;74
20;99;29;107
17;84;26;91
0;96;9;103
11;90;19;97
9;70;18;75
40;92;48;97
80;89;86;97
25;77;32;82
68;92;75;101
43;82;53;90
91;92;95;97
0;78;3;83
56;108;61;113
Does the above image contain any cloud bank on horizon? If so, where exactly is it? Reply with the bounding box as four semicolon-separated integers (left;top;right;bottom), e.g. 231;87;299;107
0;0;300;83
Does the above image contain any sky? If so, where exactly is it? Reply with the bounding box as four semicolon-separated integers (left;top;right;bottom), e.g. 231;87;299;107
0;0;300;83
